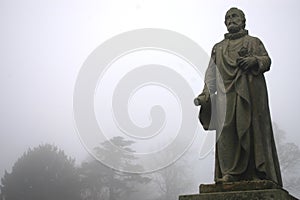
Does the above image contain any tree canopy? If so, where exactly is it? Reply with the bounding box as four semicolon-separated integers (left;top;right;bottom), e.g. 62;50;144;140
80;137;150;200
1;144;82;200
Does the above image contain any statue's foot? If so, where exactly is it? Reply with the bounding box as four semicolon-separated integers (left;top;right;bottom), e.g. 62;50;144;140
216;174;239;183
252;175;262;181
251;172;266;181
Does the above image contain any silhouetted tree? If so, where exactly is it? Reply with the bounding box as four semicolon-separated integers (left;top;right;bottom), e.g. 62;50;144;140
273;123;300;198
0;144;82;200
80;137;150;200
147;153;195;200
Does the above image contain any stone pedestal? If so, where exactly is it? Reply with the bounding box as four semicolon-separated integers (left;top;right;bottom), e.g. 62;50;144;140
179;180;298;200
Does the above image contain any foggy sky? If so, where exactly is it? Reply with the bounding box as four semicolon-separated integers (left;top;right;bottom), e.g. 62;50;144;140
1;0;300;183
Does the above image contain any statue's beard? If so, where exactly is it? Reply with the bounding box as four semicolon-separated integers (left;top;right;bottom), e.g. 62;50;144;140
227;24;244;33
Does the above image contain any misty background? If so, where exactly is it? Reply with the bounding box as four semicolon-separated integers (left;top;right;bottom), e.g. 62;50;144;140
1;0;300;199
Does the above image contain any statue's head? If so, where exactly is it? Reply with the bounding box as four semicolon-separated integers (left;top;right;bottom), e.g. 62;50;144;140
225;7;246;33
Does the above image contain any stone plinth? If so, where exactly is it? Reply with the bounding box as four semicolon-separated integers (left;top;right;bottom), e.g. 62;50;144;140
179;181;298;200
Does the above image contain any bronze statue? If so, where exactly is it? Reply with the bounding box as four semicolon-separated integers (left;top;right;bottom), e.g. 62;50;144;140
195;7;282;185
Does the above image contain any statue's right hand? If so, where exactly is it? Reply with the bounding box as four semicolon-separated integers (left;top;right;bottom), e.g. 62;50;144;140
194;97;201;106
194;92;210;106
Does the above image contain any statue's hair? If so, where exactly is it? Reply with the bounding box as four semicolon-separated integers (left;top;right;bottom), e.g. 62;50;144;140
225;7;246;29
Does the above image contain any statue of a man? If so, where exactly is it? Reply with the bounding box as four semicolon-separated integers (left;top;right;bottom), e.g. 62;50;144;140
195;7;282;185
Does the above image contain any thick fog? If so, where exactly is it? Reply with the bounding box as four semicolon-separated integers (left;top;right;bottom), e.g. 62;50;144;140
1;0;300;198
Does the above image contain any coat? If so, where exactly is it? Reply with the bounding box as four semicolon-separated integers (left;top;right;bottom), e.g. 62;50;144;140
202;30;282;185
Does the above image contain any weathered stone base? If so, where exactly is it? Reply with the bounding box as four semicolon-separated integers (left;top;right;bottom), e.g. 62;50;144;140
179;181;298;200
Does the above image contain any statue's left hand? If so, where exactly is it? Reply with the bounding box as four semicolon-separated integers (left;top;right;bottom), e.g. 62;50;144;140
237;56;258;71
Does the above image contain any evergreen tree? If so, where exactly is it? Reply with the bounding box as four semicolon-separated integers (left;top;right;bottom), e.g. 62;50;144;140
0;144;82;200
80;137;149;200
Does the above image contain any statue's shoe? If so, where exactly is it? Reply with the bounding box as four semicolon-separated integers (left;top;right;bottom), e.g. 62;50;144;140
216;174;239;183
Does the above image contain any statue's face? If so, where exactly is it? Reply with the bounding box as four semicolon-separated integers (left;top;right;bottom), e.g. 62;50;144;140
225;10;244;33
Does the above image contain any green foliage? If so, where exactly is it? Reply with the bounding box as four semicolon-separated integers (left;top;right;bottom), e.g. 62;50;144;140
80;137;150;200
0;144;82;200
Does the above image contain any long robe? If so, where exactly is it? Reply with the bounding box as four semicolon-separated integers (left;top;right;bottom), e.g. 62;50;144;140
203;30;282;185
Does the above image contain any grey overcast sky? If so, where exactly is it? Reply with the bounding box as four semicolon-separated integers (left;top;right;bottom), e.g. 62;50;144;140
1;0;300;180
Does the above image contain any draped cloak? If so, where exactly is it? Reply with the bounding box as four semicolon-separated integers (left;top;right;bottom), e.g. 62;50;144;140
203;30;282;185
